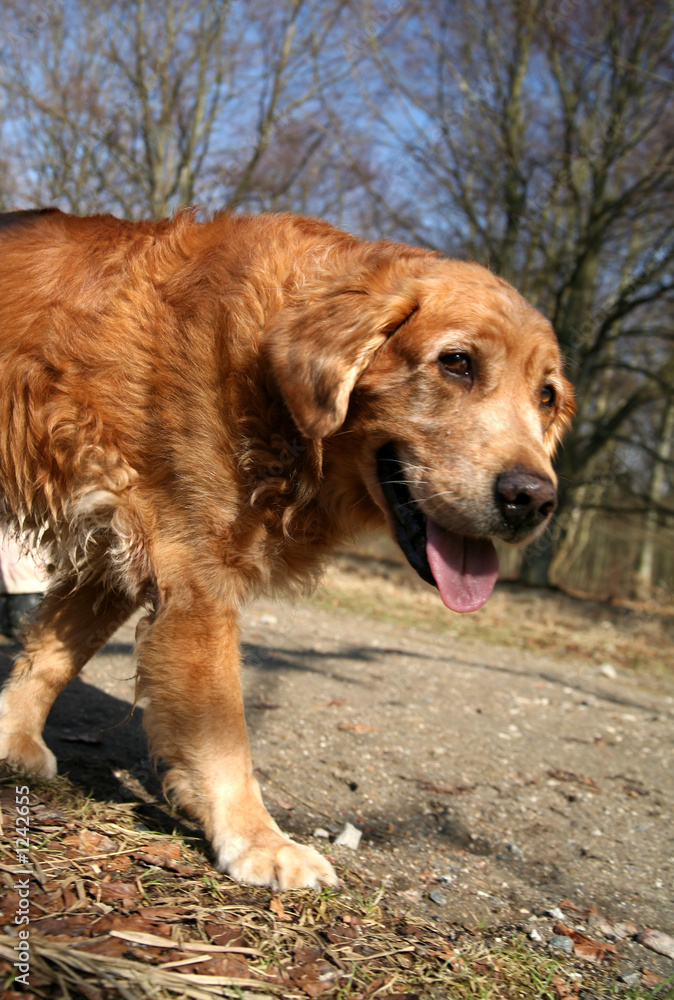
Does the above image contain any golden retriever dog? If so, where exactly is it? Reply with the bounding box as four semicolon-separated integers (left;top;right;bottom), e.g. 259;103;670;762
0;207;574;889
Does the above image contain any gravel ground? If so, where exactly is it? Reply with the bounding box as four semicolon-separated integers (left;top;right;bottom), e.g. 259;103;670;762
1;565;673;982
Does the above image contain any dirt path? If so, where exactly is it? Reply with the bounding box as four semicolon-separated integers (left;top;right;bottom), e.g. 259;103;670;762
1;565;673;982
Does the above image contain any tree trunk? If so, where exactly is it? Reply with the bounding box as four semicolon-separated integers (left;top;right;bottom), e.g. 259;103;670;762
518;477;572;589
634;399;674;601
518;540;554;587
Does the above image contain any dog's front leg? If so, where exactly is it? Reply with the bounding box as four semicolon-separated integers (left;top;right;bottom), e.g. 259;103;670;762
135;592;337;890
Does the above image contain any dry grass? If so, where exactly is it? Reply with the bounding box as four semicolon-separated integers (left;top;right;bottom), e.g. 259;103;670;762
1;771;671;1000
310;553;674;677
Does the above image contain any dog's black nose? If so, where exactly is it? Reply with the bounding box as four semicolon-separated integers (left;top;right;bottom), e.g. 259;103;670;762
496;467;557;528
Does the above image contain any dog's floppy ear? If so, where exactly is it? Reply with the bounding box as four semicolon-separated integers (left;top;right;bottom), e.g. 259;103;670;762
265;262;419;439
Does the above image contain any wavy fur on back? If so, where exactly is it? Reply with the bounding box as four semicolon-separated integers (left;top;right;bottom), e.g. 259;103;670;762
0;210;412;601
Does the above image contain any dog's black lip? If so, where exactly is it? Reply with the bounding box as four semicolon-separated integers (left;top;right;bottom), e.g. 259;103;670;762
376;443;437;589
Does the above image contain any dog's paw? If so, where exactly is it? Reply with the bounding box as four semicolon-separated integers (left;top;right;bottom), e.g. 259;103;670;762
220;832;338;890
0;730;57;778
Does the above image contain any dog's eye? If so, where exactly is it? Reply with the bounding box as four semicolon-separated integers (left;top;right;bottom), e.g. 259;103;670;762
541;384;556;407
439;352;471;378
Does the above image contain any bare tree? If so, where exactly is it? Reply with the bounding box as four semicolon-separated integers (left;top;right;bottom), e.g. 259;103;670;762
0;0;346;218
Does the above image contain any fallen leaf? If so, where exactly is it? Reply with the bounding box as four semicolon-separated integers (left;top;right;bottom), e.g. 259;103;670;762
552;922;618;965
73;935;141;958
295;944;323;963
135;841;180;861
289;960;338;997
362;977;386;996
327;926;362;943
262;963;292;985
61;888;79;908
203;922;247;948
1;892;20;914
432;943;460;963
551;974;579;999
98;882;140;906
133;843;195;875
400;924;426;938
100;853;132;873
31;914;93;936
640;968;664;987
270;896;292;921
572;938;617;964
78;830;118;853
29;889;57;911
194;954;250;977
472;957;502;978
94;913;173;938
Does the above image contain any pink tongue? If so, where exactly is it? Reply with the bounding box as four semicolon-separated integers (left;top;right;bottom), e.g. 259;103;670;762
426;519;499;613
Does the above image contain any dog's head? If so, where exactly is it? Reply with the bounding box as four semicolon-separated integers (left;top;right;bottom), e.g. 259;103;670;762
265;252;574;612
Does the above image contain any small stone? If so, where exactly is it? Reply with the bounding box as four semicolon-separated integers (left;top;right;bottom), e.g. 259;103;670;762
260;613;278;625
334;822;362;850
619;972;640;987
529;928;543;942
588;914;616;938
612;921;638;940
313;827;330;839
549;935;574;954
438;874;453;884
544;907;566;921
638;928;674;960
428;889;447;906
398;888;423;904
506;842;523;856
598;662;618;679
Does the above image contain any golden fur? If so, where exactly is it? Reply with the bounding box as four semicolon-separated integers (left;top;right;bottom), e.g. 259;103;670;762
0;208;573;888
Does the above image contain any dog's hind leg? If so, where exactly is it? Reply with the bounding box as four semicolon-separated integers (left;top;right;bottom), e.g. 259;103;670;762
0;578;137;777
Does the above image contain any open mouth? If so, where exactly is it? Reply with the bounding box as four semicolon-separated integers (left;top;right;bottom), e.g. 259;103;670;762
376;443;500;613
